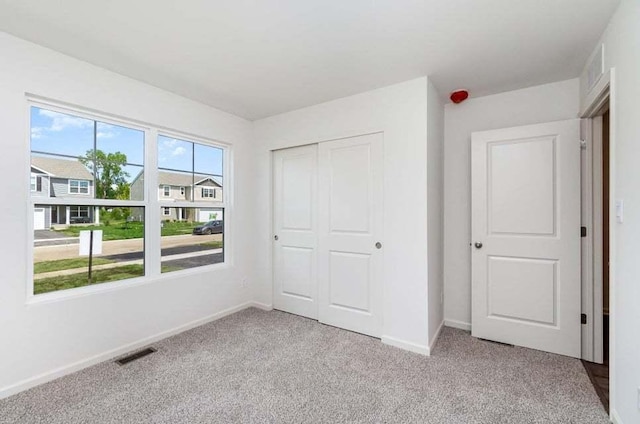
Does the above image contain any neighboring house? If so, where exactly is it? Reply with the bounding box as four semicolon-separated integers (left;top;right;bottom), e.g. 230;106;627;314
31;155;97;230
130;170;223;222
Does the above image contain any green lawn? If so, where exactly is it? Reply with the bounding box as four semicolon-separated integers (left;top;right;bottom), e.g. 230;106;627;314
198;241;224;249
34;264;184;295
53;221;204;240
34;257;115;274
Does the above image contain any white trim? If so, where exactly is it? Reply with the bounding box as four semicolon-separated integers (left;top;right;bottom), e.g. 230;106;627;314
248;302;273;311
444;319;472;331
429;320;444;352
581;68;616;418
610;409;623;424
0;301;254;400
381;335;430;356
581;70;611;118
201;187;214;198
68;179;90;195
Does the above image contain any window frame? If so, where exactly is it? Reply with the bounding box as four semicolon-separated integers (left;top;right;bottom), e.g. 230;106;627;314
201;187;214;198
179;186;185;196
26;97;232;304
68;179;90;195
161;185;171;197
162;207;171;216
69;206;90;218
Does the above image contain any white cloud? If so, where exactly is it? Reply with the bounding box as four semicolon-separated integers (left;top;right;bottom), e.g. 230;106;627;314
38;109;93;132
31;127;44;139
96;131;115;139
162;138;178;148
172;146;186;156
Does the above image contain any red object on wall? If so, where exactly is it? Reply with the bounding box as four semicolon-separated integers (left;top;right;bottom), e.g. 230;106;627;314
450;89;469;104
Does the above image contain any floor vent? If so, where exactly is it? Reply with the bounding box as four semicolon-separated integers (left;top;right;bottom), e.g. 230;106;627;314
479;338;513;347
116;347;157;365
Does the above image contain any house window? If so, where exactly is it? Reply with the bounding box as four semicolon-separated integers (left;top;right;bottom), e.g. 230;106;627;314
162;207;171;216
158;135;226;273
69;180;89;194
70;206;90;218
30;104;145;296
30;175;42;192
180;186;185;196
162;185;170;197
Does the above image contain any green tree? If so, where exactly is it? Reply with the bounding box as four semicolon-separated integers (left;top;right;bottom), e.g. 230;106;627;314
80;150;129;199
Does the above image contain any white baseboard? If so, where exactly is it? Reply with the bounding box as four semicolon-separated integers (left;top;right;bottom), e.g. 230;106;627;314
610;409;623;424
381;335;430;356
248;301;273;311
0;301;256;400
444;318;471;331
429;320;444;352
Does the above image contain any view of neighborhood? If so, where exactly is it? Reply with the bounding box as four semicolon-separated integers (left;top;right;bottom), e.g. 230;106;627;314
31;106;225;295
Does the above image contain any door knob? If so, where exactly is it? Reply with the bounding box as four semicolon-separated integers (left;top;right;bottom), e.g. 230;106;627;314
375;242;382;249
474;242;483;249
274;235;279;241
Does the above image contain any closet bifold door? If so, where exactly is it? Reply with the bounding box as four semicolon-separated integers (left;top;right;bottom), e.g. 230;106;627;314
272;144;318;319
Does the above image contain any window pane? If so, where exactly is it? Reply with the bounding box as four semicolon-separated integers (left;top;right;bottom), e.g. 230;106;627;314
158;136;224;203
33;205;145;295
160;207;224;272
158;135;193;173
30;107;93;157
31;106;145;202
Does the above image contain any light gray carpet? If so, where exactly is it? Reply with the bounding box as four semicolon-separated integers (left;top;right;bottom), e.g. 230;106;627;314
0;308;608;423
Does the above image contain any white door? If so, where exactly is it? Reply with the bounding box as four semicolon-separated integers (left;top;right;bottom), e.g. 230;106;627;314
272;145;318;319
34;208;45;230
471;119;581;358
318;133;383;338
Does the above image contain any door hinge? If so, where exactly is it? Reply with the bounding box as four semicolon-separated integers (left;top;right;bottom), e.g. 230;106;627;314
580;140;587;150
581;313;587;325
581;226;587;237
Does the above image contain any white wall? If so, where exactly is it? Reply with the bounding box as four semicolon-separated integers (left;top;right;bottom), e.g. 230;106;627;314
0;32;255;397
253;77;435;353
427;80;445;346
443;79;580;328
580;1;640;422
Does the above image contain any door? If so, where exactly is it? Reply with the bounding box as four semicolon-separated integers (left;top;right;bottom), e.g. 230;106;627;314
34;208;45;230
471;119;581;358
318;133;383;338
272;145;318;319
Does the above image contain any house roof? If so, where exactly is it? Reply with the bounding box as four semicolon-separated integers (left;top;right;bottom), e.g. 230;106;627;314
31;156;93;180
158;171;222;187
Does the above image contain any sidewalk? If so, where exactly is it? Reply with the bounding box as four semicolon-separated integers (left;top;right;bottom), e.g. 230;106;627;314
34;234;222;262
34;248;223;280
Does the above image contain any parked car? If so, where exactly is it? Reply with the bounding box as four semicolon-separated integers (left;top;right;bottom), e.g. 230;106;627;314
192;220;223;235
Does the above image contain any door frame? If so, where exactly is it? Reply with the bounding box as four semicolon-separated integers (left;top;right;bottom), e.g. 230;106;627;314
580;68;615;416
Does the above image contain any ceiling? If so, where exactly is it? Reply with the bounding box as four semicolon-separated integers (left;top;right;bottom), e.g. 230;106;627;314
0;0;619;120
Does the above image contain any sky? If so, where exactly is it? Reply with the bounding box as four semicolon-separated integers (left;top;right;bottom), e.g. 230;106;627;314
30;106;223;182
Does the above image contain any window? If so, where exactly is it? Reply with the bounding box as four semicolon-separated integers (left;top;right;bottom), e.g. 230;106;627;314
70;206;90;217
30;175;42;192
158;135;225;273
29;103;228;296
69;179;90;194
30;105;145;296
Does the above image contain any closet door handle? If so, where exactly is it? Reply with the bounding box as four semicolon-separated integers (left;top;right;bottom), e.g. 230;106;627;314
274;235;279;241
375;242;382;249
